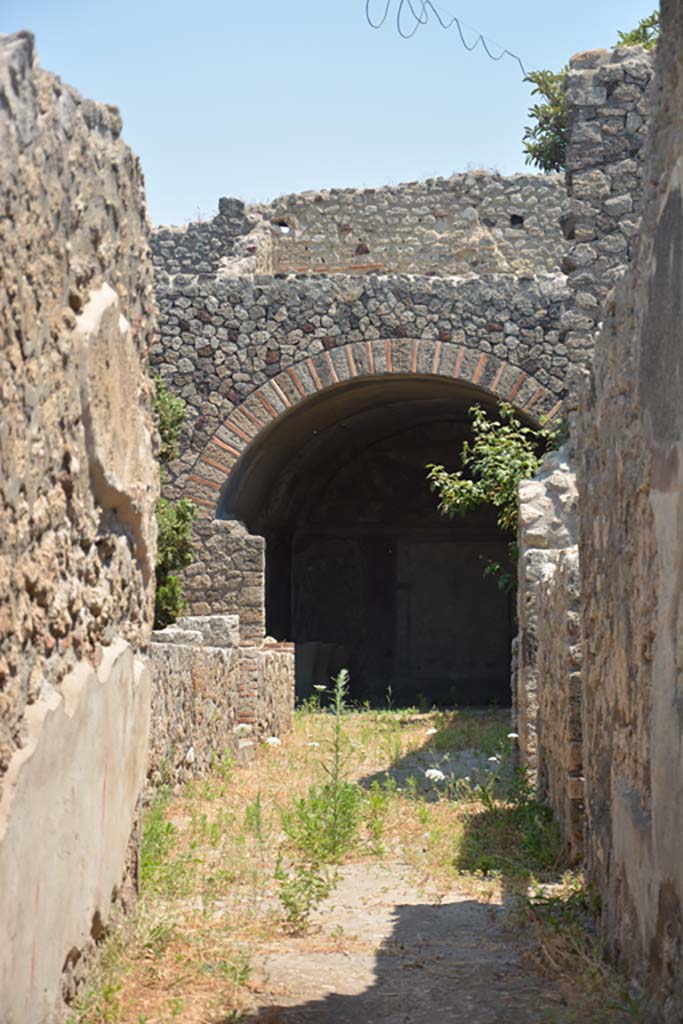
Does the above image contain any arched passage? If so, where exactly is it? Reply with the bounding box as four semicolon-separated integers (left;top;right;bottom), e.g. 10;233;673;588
193;353;551;707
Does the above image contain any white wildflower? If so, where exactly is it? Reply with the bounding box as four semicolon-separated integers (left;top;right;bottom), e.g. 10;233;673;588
425;768;446;783
313;684;327;692
507;732;519;740
234;723;252;736
425;727;438;736
264;736;281;747
307;741;320;748
488;755;499;762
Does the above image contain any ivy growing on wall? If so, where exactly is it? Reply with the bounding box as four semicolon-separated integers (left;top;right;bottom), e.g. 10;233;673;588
153;377;197;628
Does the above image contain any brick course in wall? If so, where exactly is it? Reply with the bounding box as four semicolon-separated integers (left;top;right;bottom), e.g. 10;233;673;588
151;270;571;509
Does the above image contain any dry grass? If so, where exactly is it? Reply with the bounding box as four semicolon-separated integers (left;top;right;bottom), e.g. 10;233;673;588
68;707;637;1024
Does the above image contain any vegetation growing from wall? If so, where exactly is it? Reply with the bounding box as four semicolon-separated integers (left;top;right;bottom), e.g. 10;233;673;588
153;377;197;628
523;10;660;172
427;403;560;589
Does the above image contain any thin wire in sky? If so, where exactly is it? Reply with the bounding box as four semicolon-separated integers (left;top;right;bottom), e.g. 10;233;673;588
365;0;533;77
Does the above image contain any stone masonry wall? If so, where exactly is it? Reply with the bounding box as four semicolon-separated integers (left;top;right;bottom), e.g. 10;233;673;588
253;173;565;277
149;616;294;786
152;271;570;507
151;172;565;280
536;548;583;861
560;44;655;386
515;447;578;784
239;642;296;741
148;616;241;785
0;32;158;1023
515;44;656;867
576;3;683;1014
151;196;272;278
180;520;266;641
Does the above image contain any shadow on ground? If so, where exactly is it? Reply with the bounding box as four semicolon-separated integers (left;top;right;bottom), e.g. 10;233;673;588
358;708;508;799
233;876;565;1024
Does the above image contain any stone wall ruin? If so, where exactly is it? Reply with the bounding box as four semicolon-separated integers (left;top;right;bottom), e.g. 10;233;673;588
517;11;683;1017
0;31;158;1023
4;7;683;1020
151;172;581;703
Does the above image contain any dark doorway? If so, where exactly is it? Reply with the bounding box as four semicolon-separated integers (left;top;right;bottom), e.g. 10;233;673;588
219;376;519;706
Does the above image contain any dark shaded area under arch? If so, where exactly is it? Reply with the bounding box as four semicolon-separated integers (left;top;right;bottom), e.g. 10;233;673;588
219;376;527;706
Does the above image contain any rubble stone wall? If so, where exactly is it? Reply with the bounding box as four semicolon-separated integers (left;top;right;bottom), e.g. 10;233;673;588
252;173;565;277
576;5;683;1015
561;44;655;385
536;548;583;861
180;520;266;640
149;616;294;786
151;172;565;280
515;44;656;864
0;31;157;1023
152;271;570;509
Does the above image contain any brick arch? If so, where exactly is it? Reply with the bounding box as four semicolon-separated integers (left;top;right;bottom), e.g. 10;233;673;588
184;338;563;515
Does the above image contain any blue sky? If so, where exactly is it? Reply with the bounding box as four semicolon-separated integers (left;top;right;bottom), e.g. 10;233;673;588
3;1;652;225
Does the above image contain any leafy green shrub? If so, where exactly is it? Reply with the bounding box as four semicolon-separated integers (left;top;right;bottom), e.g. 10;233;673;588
154;377;187;464
427;403;560;589
281;670;361;864
522;67;568;173
616;9;659;48
154;496;197;628
275;859;335;934
427;403;554;534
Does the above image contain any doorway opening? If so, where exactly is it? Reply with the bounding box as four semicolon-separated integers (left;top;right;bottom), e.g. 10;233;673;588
218;375;523;707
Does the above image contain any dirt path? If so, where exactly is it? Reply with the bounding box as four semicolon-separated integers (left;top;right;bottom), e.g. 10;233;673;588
246;861;563;1023
72;709;615;1023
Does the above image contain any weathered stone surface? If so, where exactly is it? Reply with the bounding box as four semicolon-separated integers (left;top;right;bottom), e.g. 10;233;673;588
152;172;565;279
575;5;683;1016
151;270;572;509
515;447;578;776
149;618;295;785
561;44;655;374
0;641;151;1024
180;520;266;642
0;31;157;776
148;639;241;783
536;548;583;861
175;613;240;647
0;31;157;1023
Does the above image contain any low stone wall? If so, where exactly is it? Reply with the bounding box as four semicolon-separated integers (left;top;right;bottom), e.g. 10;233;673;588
149;630;240;784
149;616;295;786
536;548;583;861
240;641;296;741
